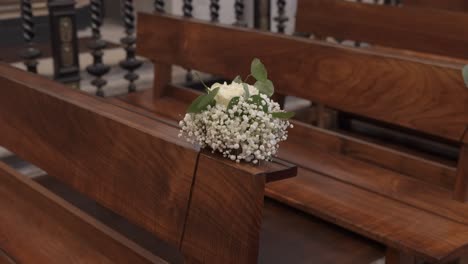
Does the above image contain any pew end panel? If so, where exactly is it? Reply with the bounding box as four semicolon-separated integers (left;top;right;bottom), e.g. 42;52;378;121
181;153;296;263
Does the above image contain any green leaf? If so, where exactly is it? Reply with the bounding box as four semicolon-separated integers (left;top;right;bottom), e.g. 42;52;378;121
463;65;468;87
251;58;268;82
227;96;240;110
187;87;220;113
254;80;274;97
249;95;268;112
242;83;250;98
271;111;295;119
233;75;242;83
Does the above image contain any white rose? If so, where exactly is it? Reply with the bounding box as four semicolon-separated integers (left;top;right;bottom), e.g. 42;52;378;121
210;81;259;107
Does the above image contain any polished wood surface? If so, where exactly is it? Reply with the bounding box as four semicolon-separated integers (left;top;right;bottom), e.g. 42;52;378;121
120;83;458;190
117;82;468;262
296;0;468;59
0;161;164;264
0;64;298;263
137;13;468;142
266;167;468;263
34;173;385;264
259;199;384;264
125;12;468;263
181;153;266;263
0;63;199;247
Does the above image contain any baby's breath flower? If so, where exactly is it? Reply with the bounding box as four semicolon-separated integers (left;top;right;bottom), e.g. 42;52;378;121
179;94;291;164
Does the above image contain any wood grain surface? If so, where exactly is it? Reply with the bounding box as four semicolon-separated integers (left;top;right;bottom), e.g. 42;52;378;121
0;161;164;264
296;0;468;59
137;13;468;142
0;63;199;247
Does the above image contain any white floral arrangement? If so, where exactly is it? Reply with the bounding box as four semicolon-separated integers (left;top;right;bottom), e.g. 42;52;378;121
179;58;294;164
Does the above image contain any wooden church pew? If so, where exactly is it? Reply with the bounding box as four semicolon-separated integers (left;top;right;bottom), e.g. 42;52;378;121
295;0;468;60
121;13;468;263
0;63;299;263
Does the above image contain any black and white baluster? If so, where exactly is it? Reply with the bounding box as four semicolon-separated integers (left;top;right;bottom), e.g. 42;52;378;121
86;0;110;97
183;0;194;83
274;0;288;34
120;0;143;93
233;0;247;27
154;0;165;13
20;0;41;73
210;0;220;23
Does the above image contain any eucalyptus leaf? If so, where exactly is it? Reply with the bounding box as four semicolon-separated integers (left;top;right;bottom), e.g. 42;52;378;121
271;111;295;119
242;83;250;98
227;96;240;110
249;95;268;112
251;58;268;82
254;80;274;97
187;87;220;113
463;65;468;87
233;75;242;83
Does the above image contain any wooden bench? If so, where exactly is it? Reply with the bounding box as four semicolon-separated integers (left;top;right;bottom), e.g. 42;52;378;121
118;13;468;263
295;0;468;60
0;63;304;263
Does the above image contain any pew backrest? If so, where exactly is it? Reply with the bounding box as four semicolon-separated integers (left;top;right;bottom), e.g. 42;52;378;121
295;0;468;59
0;63;198;247
0;63;295;263
137;13;468;143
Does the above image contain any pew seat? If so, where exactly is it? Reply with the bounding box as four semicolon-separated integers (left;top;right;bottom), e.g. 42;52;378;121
0;161;163;264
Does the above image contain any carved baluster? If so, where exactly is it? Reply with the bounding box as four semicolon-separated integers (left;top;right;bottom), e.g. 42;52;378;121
20;0;41;73
274;0;288;34
233;0;247;27
154;0;165;13
183;0;194;82
120;0;143;93
210;0;220;23
86;0;110;97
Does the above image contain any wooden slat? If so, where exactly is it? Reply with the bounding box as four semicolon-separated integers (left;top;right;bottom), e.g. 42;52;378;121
0;161;164;264
137;13;468;142
265;167;468;263
296;0;468;59
0;63;199;247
